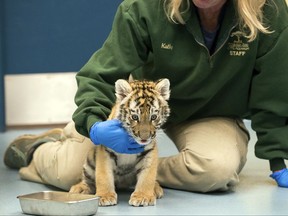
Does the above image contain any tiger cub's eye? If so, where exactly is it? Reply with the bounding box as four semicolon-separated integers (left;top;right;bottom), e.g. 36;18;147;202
151;114;157;121
131;115;139;121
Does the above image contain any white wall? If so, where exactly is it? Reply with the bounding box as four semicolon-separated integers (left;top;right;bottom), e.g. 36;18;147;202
5;73;77;126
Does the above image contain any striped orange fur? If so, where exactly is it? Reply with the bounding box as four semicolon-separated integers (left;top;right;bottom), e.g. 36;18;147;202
70;79;170;207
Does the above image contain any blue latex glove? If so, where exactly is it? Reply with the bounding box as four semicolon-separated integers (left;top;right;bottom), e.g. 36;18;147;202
89;119;144;154
270;168;288;188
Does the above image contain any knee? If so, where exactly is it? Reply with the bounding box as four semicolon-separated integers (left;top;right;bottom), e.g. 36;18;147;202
182;150;240;192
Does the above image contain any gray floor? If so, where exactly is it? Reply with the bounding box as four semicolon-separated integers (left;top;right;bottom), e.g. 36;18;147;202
0;121;287;215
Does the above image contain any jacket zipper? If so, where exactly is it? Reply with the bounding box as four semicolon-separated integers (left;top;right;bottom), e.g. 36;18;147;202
194;24;237;68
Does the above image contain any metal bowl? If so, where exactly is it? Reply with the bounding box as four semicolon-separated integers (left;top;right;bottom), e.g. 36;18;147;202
17;191;99;216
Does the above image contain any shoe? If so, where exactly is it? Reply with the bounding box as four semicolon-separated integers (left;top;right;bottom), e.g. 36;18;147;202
4;128;63;169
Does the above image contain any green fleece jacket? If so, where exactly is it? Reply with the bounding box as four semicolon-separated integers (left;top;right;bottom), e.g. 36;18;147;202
73;0;288;171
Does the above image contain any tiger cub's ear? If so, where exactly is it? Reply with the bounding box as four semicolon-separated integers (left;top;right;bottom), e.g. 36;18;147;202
155;78;170;100
115;79;132;101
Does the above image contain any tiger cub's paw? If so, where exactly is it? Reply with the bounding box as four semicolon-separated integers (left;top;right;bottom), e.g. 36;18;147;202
154;181;164;199
129;192;156;207
97;192;117;206
69;182;93;194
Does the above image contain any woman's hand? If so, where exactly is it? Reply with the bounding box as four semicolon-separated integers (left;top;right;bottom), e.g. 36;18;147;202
89;119;144;154
270;168;288;188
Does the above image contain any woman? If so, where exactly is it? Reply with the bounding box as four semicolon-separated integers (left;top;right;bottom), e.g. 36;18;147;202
5;0;288;191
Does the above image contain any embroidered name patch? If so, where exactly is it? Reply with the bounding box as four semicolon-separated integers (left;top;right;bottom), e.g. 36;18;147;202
161;43;173;50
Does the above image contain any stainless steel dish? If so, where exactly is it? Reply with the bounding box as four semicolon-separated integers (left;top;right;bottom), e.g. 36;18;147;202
17;191;99;216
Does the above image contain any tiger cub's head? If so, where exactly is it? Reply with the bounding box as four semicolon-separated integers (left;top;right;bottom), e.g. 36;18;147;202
114;79;170;145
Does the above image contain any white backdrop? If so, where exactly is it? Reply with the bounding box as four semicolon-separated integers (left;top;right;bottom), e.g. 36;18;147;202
5;73;77;126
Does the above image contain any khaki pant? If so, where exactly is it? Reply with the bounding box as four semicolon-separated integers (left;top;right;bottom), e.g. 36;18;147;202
19;122;94;191
20;117;249;192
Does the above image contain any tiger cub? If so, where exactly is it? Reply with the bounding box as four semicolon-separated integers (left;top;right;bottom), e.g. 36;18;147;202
70;79;170;207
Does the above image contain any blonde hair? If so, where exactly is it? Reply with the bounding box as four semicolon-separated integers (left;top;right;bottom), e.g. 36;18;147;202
164;0;274;41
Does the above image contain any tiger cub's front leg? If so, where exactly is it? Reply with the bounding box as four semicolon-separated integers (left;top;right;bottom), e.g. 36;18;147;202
95;146;117;206
129;146;163;206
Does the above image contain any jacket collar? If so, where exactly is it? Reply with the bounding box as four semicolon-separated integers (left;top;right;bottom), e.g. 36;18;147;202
184;0;238;50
